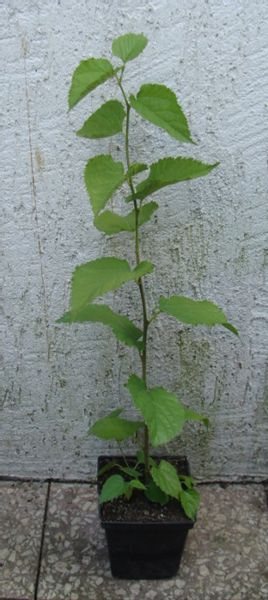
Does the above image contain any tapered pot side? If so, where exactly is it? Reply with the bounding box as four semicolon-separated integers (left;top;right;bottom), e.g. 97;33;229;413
98;455;195;579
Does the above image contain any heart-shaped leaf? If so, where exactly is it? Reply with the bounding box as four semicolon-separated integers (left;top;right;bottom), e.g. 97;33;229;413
145;479;169;505
58;303;143;350
77;100;125;138
112;33;148;63
180;488;200;520
151;460;182;499
100;474;127;503
69;58;115;109
84;155;125;215
89;410;143;442
135;157;219;201
71;257;154;312
159;295;238;334
94;201;158;234
130;84;193;143
126;375;186;446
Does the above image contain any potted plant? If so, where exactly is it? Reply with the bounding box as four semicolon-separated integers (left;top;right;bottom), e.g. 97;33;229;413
58;32;238;579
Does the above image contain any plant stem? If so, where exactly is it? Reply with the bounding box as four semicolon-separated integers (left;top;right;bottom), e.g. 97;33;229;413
115;73;150;483
117;441;130;468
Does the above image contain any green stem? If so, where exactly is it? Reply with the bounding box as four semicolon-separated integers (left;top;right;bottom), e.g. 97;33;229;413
117;441;130;468
116;73;150;483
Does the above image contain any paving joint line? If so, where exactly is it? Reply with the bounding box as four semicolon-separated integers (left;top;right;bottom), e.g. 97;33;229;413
0;475;267;485
34;481;51;600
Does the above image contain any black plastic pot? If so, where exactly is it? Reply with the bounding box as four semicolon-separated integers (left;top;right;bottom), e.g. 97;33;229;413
98;455;195;579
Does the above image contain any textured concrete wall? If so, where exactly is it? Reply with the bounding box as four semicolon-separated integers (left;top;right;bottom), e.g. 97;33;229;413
1;0;268;480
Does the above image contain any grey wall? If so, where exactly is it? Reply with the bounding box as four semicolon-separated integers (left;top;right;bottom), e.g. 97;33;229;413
1;0;268;480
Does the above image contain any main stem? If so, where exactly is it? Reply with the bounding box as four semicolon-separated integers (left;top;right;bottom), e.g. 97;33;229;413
117;74;150;482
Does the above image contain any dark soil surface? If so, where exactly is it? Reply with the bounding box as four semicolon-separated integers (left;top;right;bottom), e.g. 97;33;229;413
98;455;194;525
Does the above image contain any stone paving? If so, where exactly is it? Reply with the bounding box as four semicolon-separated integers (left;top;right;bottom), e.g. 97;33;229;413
0;481;267;600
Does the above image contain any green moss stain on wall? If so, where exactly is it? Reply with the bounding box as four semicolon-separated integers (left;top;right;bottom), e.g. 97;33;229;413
171;219;209;285
177;329;223;467
234;246;248;275
177;330;211;408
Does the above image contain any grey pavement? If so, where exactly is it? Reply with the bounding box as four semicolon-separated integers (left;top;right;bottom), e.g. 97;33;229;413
0;481;267;600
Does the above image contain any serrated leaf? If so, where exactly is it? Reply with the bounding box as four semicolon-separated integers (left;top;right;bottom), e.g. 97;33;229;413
84;155;125;215
77;100;125;138
151;460;182;499
159;295;237;334
71;257;153;312
126;163;148;178
89;411;143;442
126;375;186;446
57;303;143;350
135;157;219;201
100;474;127;503
130;84;193;143
112;33;148;63
180;488;200;520
145;479;169;506
94;202;158;234
68;58;115;109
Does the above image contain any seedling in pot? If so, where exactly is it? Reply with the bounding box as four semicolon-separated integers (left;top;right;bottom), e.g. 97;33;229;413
59;32;238;521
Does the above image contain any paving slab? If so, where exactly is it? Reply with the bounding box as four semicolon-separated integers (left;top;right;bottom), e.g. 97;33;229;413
0;481;48;600
37;482;268;600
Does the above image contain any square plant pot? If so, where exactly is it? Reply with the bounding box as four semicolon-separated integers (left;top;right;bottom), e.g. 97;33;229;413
98;455;195;579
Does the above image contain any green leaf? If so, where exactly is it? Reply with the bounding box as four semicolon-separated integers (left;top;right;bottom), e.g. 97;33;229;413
71;257;154;312
130;84;193;143
94;210;133;234
180;488;200;520
145;479;169;506
179;475;195;489
138;202;159;227
58;303;143;350
118;466;142;479
159;295;237;334
94;202;158;234
84;155;125;215
223;322;239;336
68;58;115;109
100;474;127;503
128;479;146;490
77;100;125;138
126;163;148;178
89;409;143;442
135;157;219;201
126;375;186;446
151;460;182;499
112;33;148;63
184;408;209;428
136;450;157;468
126;372;146;397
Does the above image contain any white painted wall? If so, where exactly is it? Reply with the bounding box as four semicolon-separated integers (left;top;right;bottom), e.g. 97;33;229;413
1;0;268;480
